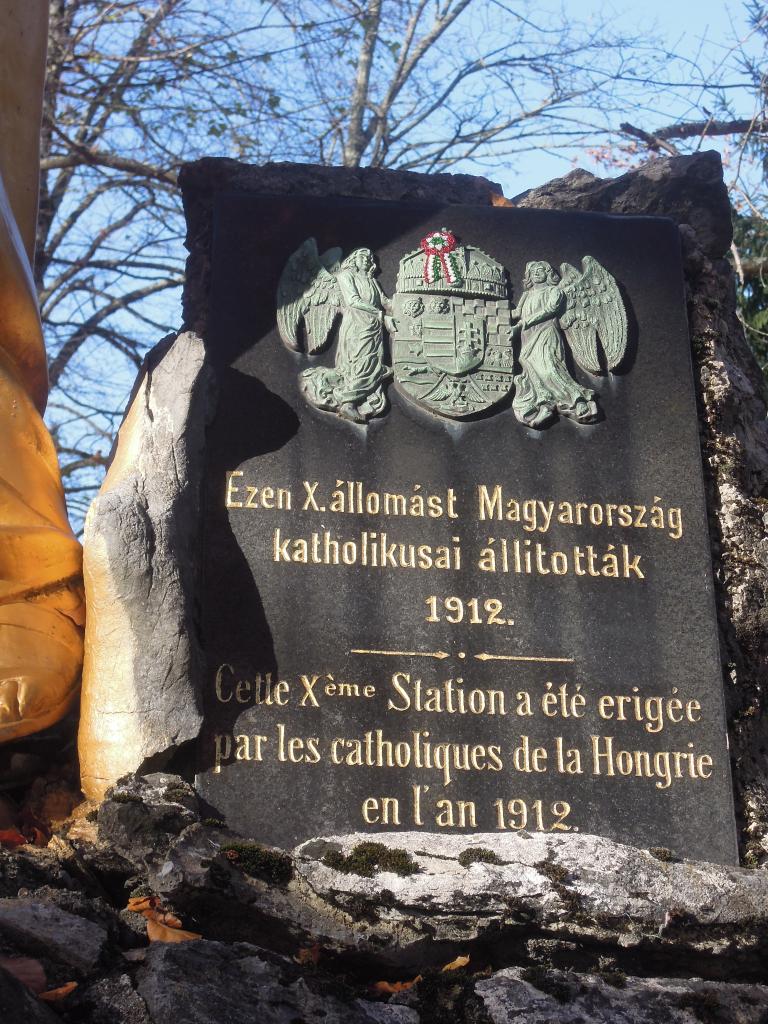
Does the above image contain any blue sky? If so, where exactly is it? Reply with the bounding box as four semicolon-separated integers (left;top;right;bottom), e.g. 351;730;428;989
501;0;761;194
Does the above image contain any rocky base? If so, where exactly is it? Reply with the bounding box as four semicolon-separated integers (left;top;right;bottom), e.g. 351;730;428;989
1;773;768;1022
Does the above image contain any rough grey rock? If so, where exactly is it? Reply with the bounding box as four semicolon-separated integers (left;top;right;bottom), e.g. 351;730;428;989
513;150;732;258
79;331;215;796
26;885;125;946
97;773;199;867
293;832;768;976
0;963;60;1024
0;897;108;974
0;846;79;898
144;826;768;980
136;939;418;1024
73;973;152;1024
477;967;768;1023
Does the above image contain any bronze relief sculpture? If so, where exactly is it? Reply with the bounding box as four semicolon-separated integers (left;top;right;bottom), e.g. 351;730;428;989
276;230;628;427
277;240;392;422
512;257;627;427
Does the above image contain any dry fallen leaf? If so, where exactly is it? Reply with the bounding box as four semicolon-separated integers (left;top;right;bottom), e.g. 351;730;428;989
127;894;196;938
295;943;321;966
146;919;202;943
372;976;422;994
154;909;183;928
441;954;470;973
29;827;48;848
0;956;46;994
126;895;159;914
0;828;27;850
39;981;78;1002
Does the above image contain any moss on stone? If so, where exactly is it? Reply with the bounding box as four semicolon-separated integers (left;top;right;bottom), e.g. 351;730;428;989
458;847;501;868
534;856;583;914
220;842;293;885
163;785;192;803
597;969;627;988
676;989;723;1024
535;858;568;884
322;841;419;878
85;808;99;822
201;817;225;828
520;965;573;1004
129;882;155;898
648;846;676;862
111;791;143;804
743;841;762;868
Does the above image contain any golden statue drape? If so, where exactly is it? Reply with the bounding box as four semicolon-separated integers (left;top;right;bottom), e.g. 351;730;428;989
0;4;84;743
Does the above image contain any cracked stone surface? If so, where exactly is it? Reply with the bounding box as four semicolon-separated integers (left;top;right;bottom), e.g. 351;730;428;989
4;775;768;1022
97;773;200;864
476;967;768;1023
136;940;419;1024
135;816;768;978
0;897;108;974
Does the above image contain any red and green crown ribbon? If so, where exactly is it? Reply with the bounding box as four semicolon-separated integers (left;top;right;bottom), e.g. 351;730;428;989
420;229;462;285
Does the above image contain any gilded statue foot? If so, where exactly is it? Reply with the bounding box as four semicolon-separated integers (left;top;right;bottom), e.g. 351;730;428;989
0;599;83;743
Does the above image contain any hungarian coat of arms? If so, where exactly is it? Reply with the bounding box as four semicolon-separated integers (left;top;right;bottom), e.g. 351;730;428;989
276;228;627;427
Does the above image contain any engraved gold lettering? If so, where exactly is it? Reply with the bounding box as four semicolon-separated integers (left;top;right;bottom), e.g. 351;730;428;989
302;481;322;511
225;470;244;508
361;796;400;824
591;735;714;789
411;783;428;826
512;736;548;773
299;675;321;707
362;797;379;823
435;798;476;828
214;734;231;773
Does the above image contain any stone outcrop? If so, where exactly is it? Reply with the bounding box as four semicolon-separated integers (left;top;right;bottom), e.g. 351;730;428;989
476;968;768;1024
4;774;768;1022
78;334;214;798
136;941;418;1024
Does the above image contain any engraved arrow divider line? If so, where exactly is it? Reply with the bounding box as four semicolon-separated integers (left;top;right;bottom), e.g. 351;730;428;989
350;648;450;660
350;649;574;664
474;653;575;664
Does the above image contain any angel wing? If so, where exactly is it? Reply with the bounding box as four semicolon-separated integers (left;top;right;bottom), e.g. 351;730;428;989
276;238;343;354
559;256;627;373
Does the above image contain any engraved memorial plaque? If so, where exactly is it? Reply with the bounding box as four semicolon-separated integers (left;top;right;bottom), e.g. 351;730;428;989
197;194;737;863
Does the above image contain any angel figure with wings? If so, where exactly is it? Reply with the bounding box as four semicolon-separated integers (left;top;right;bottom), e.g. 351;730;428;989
277;240;392;423
511;258;627;428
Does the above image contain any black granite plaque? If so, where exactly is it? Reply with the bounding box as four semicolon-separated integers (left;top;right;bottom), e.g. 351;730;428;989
196;194;737;863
